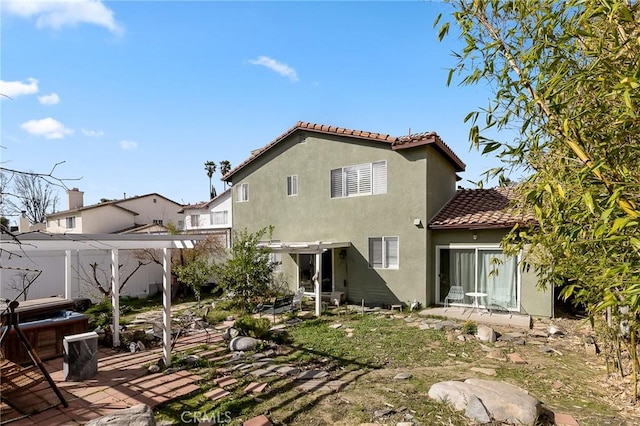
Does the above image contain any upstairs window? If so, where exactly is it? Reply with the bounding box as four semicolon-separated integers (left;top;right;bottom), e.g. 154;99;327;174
66;217;76;229
236;183;249;202
189;215;199;227
369;236;399;269
287;175;298;196
211;210;229;225
331;161;386;198
152;219;164;225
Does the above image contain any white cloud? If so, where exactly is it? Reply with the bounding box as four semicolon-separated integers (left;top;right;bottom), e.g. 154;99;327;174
0;78;39;99
21;117;73;139
248;56;299;82
38;92;60;105
82;128;104;137
120;140;138;150
3;0;124;35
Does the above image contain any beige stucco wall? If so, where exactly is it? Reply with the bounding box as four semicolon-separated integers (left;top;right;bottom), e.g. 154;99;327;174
230;132;457;308
81;207;136;233
430;228;552;317
118;195;183;228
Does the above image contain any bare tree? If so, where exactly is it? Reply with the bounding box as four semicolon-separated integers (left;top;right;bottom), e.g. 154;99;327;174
4;172;59;224
5;269;41;301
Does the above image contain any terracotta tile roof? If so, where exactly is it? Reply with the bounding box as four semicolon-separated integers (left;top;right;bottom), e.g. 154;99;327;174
429;187;536;230
222;121;466;181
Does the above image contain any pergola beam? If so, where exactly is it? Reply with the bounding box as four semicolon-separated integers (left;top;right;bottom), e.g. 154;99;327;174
0;232;206;366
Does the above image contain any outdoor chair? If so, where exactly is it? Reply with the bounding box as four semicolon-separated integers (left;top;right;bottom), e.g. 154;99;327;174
444;285;465;310
292;287;305;310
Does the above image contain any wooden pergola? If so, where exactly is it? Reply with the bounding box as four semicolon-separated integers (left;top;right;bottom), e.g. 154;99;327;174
0;232;206;366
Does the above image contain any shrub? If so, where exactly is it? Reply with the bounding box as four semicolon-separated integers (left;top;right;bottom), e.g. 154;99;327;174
461;320;478;335
234;316;271;339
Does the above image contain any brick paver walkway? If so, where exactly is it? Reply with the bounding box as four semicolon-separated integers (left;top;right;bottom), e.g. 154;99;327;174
0;330;214;425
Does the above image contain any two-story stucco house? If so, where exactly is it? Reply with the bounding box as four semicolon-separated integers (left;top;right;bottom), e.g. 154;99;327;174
46;189;184;234
180;188;232;247
222;121;552;317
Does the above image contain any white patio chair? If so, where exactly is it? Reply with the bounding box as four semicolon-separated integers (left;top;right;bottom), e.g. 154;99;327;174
444;285;465;311
292;287;305;310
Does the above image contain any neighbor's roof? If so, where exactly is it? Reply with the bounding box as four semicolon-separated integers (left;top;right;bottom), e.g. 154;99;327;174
222;121;466;181
47;193;183;218
429;187;535;230
179;188;231;213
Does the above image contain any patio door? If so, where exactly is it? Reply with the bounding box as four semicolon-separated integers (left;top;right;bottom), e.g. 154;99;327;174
437;246;519;310
298;251;333;293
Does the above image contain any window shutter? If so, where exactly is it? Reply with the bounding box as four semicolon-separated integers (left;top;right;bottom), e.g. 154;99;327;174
331;168;343;198
345;166;359;196
369;238;383;268
385;237;398;268
373;161;387;194
359;164;372;194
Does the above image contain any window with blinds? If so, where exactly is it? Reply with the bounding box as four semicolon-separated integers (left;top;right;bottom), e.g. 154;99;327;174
330;161;386;198
369;236;399;269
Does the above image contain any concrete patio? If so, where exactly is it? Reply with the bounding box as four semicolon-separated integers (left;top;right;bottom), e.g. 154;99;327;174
418;306;532;329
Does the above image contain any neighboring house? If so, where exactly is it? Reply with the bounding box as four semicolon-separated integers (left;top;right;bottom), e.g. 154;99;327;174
46;189;184;234
180;189;232;247
222;121;552;317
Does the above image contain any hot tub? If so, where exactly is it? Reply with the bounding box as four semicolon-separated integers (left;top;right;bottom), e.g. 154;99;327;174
1;298;89;365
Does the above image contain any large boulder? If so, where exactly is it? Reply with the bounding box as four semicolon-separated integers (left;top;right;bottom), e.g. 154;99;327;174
85;404;155;426
428;379;542;425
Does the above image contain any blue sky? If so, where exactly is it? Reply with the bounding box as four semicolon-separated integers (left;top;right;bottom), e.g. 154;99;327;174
1;0;507;217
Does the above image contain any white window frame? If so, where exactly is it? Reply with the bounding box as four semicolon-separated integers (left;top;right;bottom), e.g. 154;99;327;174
287;175;298;196
189;215;199;228
368;236;399;269
236;183;249;202
434;244;521;311
331;160;386;198
66;216;76;229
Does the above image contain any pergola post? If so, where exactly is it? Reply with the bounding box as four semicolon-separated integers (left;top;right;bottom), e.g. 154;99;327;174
64;250;72;300
162;247;172;366
314;244;323;317
111;249;120;347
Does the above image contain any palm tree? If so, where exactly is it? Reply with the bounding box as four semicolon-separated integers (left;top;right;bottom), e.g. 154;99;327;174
219;160;232;190
204;161;217;199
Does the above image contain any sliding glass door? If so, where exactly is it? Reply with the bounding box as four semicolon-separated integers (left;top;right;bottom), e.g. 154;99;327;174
437;246;519;310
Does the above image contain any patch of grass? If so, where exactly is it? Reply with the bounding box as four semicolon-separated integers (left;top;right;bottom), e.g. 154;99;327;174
288;314;473;368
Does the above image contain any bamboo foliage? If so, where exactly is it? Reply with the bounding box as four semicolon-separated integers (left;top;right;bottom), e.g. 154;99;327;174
440;0;640;399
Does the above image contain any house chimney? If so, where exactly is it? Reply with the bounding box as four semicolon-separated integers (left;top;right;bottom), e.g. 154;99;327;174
68;188;84;209
18;211;29;233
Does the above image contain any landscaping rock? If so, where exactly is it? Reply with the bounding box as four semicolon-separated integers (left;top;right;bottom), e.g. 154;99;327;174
486;349;507;361
86;404;155;426
393;372;412;380
373;407;394;418
229;336;260;351
148;364;160;373
465;394;491;424
476;325;497;342
470;367;497;376
223;327;240;340
429;379;541;425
